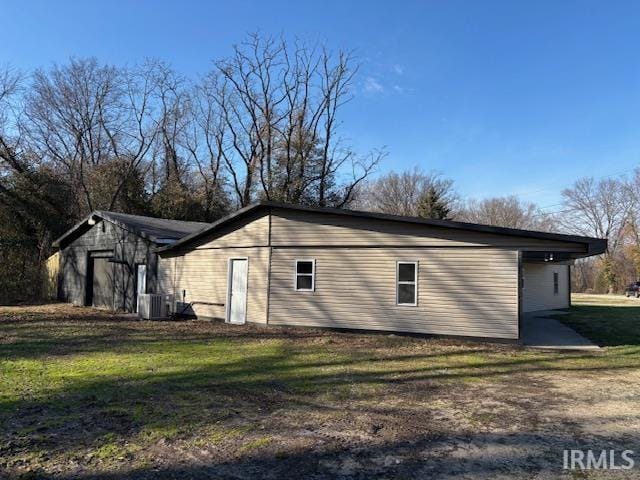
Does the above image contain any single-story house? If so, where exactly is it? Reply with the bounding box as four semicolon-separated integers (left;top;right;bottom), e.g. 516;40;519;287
155;202;606;342
52;211;208;312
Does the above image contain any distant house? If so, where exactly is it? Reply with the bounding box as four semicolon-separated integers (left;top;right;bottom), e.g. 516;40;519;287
154;202;606;342
52;211;208;312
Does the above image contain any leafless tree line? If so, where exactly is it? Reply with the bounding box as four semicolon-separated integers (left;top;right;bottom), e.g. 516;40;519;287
0;34;384;301
357;167;640;293
354;168;458;218
356;168;553;229
1;31;637;300
561;174;640;293
0;35;383;222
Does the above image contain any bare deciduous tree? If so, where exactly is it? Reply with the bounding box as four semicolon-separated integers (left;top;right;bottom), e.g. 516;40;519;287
456;195;552;230
206;34;380;207
560;177;633;293
561;177;631;251
623;168;640;248
0;37;384;300
0;65;25;175
23;58;158;215
356;168;457;217
188;80;227;218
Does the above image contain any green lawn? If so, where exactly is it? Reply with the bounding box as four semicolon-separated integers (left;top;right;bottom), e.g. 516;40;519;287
1;300;639;479
558;293;640;346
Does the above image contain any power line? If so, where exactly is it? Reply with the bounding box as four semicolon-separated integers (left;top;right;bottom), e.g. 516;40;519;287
524;165;639;217
531;208;575;218
537;202;564;211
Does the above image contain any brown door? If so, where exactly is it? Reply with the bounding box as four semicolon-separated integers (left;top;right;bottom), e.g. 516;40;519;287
92;257;113;309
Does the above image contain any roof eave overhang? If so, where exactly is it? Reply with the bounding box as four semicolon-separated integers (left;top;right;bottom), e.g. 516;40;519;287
52;212;101;249
586;238;608;257
52;211;168;250
155;201;609;258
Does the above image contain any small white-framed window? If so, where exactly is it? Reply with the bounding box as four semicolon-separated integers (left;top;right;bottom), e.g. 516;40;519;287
294;259;315;291
396;261;418;306
553;272;559;295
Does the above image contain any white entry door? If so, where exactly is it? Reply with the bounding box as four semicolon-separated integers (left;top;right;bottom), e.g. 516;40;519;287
136;264;147;313
227;258;248;324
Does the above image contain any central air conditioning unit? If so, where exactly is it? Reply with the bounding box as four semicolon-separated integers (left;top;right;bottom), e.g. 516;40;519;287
138;294;173;320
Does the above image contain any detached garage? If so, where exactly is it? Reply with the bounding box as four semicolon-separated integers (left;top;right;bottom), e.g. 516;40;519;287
155;202;606;342
52;211;207;312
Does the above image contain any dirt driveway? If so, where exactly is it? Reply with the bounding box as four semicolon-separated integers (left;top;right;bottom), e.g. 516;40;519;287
1;300;639;479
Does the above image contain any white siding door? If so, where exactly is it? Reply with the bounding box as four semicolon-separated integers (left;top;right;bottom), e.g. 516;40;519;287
227;258;248;324
522;263;569;312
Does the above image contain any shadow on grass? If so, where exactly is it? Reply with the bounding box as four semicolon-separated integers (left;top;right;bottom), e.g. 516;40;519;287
3;306;640;478
0;311;402;361
17;430;639;480
2;338;639;468
0;305;520;362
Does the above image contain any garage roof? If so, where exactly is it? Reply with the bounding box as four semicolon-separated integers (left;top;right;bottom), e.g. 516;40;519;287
52;211;209;249
156;201;608;257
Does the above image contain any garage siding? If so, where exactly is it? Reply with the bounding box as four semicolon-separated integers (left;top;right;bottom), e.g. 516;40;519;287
157;247;269;323
91;257;115;309
268;247;520;339
522;263;570;312
59;220;121;307
59;220;155;311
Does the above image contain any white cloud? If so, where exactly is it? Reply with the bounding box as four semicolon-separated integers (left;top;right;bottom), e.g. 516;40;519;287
364;77;384;94
392;85;404;94
392;64;404;75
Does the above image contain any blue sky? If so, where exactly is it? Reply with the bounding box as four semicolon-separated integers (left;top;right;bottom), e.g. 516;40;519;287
2;0;640;209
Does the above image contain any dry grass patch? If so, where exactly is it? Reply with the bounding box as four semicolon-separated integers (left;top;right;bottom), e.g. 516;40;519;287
1;302;639;479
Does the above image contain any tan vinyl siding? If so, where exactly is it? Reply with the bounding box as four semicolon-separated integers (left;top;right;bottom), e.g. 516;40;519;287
522;263;570;313
194;212;269;250
270;209;585;252
269;247;519;339
157;212;270;322
157;247;269;322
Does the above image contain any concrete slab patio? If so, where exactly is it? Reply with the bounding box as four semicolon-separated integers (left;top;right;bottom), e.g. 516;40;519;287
522;311;600;350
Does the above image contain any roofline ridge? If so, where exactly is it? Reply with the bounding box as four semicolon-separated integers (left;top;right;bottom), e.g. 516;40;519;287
157;201;607;256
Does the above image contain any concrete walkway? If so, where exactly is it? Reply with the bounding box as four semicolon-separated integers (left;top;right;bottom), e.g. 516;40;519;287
522;311;600;350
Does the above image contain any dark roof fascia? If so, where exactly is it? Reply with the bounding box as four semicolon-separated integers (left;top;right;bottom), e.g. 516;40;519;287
95;210;167;244
156;200;608;256
52;213;97;249
53;211;192;249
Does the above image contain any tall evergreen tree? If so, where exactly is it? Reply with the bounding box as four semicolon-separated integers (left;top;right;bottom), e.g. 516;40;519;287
416;185;450;220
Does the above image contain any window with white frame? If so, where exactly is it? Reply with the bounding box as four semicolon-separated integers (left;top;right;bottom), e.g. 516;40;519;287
295;259;315;291
396;261;418;306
